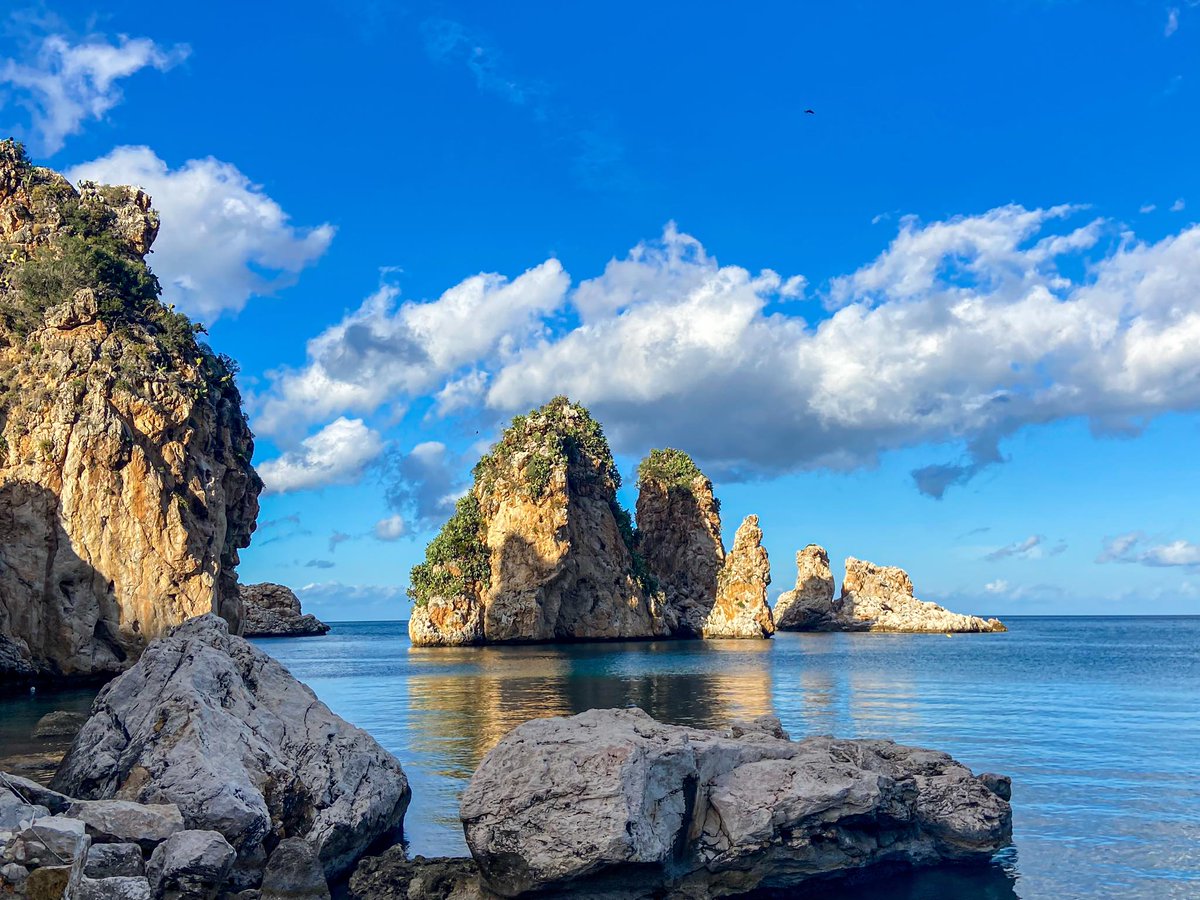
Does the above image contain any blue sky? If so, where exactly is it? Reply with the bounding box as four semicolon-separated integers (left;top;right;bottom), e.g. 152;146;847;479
3;1;1199;619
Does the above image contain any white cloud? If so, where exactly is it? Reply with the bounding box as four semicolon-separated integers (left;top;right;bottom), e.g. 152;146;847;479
1098;532;1200;567
67;147;333;321
374;514;407;541
1140;204;1157;214
1;34;188;154
257;417;384;495
252;260;569;437
983;579;1009;594
260;209;1200;498
1166;7;1180;36
1171;198;1186;212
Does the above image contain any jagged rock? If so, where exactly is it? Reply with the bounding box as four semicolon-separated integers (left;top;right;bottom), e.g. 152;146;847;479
77;874;152;900
146;830;236;900
259;838;330;900
772;544;837;630
0;140;262;680
704;515;774;639
349;850;486;900
52;615;410;884
3;816;90;868
31;711;88;740
65;800;183;851
409;398;667;646
836;558;1007;633
0;773;72;814
84;842;145;878
634;449;724;637
461;708;1012;898
0;791;50;828
239;584;330;637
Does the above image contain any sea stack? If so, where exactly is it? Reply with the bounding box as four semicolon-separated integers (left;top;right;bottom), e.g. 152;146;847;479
705;515;775;638
0;141;261;679
772;544;837;630
240;583;330;637
408;397;667;646
837;557;1006;633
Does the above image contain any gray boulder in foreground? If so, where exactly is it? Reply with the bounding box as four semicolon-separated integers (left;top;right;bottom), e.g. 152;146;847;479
51;614;410;883
461;708;1012;897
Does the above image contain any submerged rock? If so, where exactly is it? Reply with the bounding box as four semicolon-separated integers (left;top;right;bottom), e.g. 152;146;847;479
462;708;1012;897
349;850;485;900
836;558;1006;633
772;544;837;630
705;515;775;639
408;397;667;646
51;614;410;884
239;583;330;637
31;710;88;741
0;140;261;680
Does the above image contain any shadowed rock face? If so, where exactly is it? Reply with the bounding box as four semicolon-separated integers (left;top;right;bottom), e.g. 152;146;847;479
240;583;330;637
461;708;1012;898
0;141;261;679
773;544;837;630
705;515;775;639
836;558;1006;633
51;615;410;885
409;398;666;646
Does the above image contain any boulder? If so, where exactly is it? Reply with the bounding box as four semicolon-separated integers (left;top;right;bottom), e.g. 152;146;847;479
32;711;88;740
4;816;89;868
836;558;1007;633
461;708;1012;897
239;584;330;638
0;790;49;829
52;615;410;882
65;800;183;851
77;874;152;900
772;544;837;630
84;842;145;878
349;850;485;900
0;773;72;814
703;516;775;639
260;838;330;900
23;864;75;899
147;830;236;900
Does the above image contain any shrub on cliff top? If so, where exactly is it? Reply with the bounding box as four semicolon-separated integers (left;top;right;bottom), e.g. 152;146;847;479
407;493;490;607
637;448;706;490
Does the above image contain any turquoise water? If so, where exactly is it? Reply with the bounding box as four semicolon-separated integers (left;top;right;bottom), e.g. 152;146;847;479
252;617;1200;898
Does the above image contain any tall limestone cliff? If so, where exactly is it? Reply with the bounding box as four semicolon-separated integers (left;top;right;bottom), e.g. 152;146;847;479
408;397;667;646
636;450;774;639
0;140;261;678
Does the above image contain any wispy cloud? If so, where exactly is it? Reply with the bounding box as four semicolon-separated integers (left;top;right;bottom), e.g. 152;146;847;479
1140;203;1157;214
986;535;1046;561
305;559;335;569
1171;198;1186;212
1165;7;1180;36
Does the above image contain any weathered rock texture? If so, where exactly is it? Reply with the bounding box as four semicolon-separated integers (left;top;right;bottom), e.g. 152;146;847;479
704;515;775;639
408;398;667;646
634;449;725;637
0;140;261;679
772;544;837;630
835;558;1007;633
461;708;1012;898
51;615;410;886
240;582;330;637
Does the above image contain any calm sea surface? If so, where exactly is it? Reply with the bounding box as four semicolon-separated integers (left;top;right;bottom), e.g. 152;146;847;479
3;617;1197;897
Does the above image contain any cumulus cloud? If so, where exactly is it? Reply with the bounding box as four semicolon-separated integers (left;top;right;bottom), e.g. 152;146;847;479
1;33;188;154
67;147;333;320
374;514;407;541
258;208;1200;498
252;262;568;437
257;418;384;495
384;442;468;529
983;579;1009;594
1099;532;1200;567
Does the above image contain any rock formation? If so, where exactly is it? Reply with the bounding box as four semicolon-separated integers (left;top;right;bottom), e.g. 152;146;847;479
240;582;330;637
704;514;775;638
51;615;411;888
634;449;725;636
408;397;667;646
772;544;837;630
635;449;773;639
835;558;1006;633
460;708;1012;897
0;140;261;679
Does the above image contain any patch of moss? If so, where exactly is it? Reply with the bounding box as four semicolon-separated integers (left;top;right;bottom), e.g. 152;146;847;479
407;493;490;607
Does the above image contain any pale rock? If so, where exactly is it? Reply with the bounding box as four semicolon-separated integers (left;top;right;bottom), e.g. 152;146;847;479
77;874;153;900
66;799;183;850
836;558;1007;633
239;584;329;638
0;775;72;814
462;708;1012;897
704;515;774;639
772;544;837;630
407;595;483;647
52;615;410;881
5;816;89;868
0;791;49;829
147;830;236;899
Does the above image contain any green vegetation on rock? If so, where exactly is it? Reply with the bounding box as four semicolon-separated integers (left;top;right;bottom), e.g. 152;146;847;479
637;448;704;489
407;493;490;607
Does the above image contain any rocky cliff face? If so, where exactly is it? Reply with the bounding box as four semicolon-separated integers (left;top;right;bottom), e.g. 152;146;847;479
836;557;1007;633
408;397;666;646
0;140;261;678
634;449;724;637
240;583;329;637
704;515;774;639
772;544;837;630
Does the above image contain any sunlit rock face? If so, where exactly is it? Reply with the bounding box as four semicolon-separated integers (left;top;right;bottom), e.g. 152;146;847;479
0;140;261;678
407;397;667;646
705;514;775;639
773;544;837;630
835;557;1007;633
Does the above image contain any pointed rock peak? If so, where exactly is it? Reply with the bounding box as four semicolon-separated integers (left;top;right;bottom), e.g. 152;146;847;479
773;543;837;631
705;515;774;639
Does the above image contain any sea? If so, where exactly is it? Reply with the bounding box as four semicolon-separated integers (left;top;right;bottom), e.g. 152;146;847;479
3;616;1197;898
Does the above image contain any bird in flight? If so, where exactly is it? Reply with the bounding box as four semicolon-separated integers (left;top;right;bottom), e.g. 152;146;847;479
804;108;815;114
